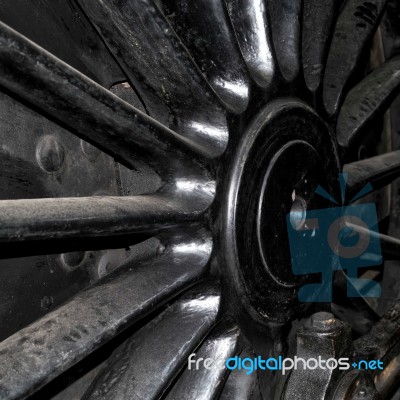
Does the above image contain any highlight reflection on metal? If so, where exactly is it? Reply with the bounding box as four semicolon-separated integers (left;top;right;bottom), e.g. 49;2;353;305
225;0;275;87
0;229;213;399
82;283;221;400
0;0;399;398
166;321;240;400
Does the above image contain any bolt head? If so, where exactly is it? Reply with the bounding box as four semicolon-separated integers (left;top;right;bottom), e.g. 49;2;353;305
311;311;337;330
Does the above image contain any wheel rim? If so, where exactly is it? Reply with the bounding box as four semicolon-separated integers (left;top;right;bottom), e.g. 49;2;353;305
0;0;399;399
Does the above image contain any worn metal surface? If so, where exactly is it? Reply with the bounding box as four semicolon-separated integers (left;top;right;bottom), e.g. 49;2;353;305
0;195;205;243
0;0;399;399
219;349;261;400
268;0;301;82
0;229;212;399
354;301;400;398
0;74;166;339
0;0;125;88
332;370;380;399
283;312;352;400
0;21;223;166
165;321;240;400
302;0;341;92
337;56;400;150
344;150;400;198
224;0;275;88
0;78;124;341
76;0;229;151
82;283;221;400
161;0;250;114
323;0;387;115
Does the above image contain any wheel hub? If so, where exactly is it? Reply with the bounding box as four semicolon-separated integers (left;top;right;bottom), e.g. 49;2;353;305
220;98;340;324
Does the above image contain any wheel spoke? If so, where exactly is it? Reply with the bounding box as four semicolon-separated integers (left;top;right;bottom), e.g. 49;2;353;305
337;55;400;149
268;0;301;82
165;321;240;400
0;195;206;244
0;229;213;400
0;21;220;168
346;222;400;261
332;269;380;335
82;282;221;400
0;0;125;88
77;0;228;154
224;0;275;88
219;349;260;400
380;234;400;261
344;150;400;198
161;0;251;114
302;0;341;92
323;0;387;116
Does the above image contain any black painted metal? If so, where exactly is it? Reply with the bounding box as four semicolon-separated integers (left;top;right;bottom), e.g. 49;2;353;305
346;222;400;260
0;0;125;88
283;312;352;400
220;99;339;323
76;0;229;150
224;0;275;88
219;349;261;400
0;229;212;399
165;321;240;400
332;269;380;336
354;301;400;398
268;0;301;82
0;0;399;399
82;283;221;400
337;55;400;149
161;0;251;114
0;195;206;243
323;0;387;115
302;0;340;92
344;150;400;198
0;21;223;167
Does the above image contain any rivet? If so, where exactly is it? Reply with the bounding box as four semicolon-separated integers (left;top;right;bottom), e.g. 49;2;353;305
60;252;86;269
81;139;101;162
36;135;65;172
40;296;54;310
157;244;166;255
